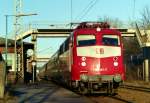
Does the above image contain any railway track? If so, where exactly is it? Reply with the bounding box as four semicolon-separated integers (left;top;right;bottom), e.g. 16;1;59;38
42;80;149;102
108;95;133;103
120;84;150;93
81;94;133;103
50;80;135;103
86;96;133;103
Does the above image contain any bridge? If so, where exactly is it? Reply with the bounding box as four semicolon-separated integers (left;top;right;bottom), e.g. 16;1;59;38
16;28;136;40
1;23;150;84
16;24;150;83
16;26;150;48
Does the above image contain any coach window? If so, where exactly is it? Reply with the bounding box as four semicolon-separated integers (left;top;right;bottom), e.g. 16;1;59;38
77;35;96;46
59;44;63;54
0;53;3;61
102;35;120;46
63;43;65;52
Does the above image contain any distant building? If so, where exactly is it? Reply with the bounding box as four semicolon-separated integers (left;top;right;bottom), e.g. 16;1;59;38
2;53;16;71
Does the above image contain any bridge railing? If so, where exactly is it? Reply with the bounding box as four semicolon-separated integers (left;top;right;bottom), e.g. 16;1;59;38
135;23;150;47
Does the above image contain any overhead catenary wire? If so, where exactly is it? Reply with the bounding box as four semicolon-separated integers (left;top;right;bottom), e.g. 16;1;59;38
70;0;73;24
75;0;94;20
37;38;66;54
74;0;94;20
133;0;136;19
37;46;53;54
75;0;99;21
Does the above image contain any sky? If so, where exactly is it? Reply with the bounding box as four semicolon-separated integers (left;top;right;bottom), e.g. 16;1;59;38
1;0;150;35
1;0;150;65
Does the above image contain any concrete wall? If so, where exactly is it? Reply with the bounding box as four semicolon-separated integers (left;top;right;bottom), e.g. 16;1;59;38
0;54;5;98
2;53;16;72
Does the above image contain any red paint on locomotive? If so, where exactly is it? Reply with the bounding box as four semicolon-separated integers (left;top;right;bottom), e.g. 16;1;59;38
41;22;125;94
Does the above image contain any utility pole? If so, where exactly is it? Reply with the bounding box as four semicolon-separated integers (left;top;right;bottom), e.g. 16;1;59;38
5;15;8;84
14;0;37;83
0;15;9;99
70;0;73;28
14;0;23;83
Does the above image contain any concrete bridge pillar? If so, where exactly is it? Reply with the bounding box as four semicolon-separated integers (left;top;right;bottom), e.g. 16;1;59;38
143;47;150;82
0;61;5;98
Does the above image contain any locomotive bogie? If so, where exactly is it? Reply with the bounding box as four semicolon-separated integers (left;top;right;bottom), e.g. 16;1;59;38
70;80;120;94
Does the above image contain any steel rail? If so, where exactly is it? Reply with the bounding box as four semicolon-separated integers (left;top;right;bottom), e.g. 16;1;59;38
81;94;133;103
120;84;150;93
109;95;133;103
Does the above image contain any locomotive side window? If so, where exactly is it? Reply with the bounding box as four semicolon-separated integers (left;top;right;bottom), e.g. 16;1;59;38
77;35;96;46
102;35;120;46
0;53;3;61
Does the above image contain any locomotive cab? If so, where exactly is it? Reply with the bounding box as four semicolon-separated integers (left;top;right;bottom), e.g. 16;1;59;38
42;22;125;95
71;22;125;94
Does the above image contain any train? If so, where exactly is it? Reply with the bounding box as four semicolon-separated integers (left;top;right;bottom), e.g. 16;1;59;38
39;22;125;94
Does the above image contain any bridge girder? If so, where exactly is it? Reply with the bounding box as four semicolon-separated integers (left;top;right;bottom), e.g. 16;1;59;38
16;28;137;41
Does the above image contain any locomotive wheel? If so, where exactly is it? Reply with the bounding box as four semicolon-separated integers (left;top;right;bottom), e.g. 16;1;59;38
107;88;111;95
107;82;113;95
107;82;117;95
112;89;118;95
79;87;88;95
79;83;88;95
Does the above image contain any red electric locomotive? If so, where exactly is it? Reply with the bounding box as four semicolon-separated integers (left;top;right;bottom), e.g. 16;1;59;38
42;22;125;94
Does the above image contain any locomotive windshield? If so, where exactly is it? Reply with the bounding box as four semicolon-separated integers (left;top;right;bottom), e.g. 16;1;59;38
102;35;120;46
77;35;96;46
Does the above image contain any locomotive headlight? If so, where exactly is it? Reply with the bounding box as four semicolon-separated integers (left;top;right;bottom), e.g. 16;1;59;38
114;74;121;82
96;27;101;31
114;62;118;66
81;62;86;66
81;57;86;61
80;74;88;82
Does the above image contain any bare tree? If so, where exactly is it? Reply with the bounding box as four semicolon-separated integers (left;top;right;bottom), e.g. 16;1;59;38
139;6;150;29
98;16;124;28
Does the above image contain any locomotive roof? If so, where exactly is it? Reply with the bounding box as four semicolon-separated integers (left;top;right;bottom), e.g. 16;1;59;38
76;22;110;29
